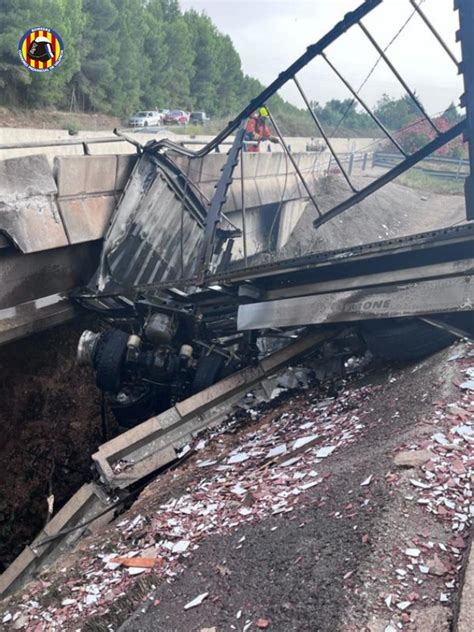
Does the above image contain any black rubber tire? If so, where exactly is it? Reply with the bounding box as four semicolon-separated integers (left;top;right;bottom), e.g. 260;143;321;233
95;329;129;393
360;318;455;362
191;352;225;393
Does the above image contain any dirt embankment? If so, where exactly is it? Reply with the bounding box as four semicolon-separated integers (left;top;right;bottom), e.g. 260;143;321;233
245;175;466;268
0;107;121;131
0;320;118;572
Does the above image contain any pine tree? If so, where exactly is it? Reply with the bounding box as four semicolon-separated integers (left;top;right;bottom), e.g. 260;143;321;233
23;0;85;109
141;0;169;109
0;0;35;105
72;0;119;112
110;0;146;115
185;11;219;114
161;12;195;109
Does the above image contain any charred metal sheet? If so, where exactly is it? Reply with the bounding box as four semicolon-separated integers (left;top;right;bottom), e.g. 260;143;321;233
93;330;333;488
0;483;115;599
96;152;207;292
0;154;68;252
237;275;474;330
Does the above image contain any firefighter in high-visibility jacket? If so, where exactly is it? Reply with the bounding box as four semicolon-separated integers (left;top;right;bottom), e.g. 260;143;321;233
244;107;279;152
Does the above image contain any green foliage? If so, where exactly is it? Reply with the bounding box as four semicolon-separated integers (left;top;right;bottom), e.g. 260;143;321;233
442;102;463;125
0;1;48;105
0;0;317;125
0;0;458;141
374;93;420;130
62;117;80;134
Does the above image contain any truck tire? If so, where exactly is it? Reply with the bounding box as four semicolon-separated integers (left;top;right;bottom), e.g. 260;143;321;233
95;329;129;393
191;352;225;393
360;318;455;362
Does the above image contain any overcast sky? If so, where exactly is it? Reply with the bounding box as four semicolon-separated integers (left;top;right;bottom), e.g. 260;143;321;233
180;0;463;115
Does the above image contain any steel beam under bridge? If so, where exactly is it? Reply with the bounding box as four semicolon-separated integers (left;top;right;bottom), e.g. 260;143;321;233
237;275;474;331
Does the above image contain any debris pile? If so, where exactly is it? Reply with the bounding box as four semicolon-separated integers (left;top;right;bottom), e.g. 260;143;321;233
343;345;474;631
1;376;380;629
1;345;472;631
382;353;474;617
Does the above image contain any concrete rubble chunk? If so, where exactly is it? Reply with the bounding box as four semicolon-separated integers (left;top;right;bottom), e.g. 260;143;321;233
393;449;433;468
427;554;449;576
366;618;391;632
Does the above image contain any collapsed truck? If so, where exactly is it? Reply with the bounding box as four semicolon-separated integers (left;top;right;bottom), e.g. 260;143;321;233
71;0;474;429
1;0;474;599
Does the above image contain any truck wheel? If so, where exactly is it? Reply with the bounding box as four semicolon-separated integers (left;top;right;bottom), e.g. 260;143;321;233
360;318;455;362
95;329;129;392
191;352;225;393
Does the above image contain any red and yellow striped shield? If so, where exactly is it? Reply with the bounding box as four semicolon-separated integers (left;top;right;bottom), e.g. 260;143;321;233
18;27;64;73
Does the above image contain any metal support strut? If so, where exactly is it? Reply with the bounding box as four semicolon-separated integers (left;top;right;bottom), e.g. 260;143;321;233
358;20;440;136
293;75;358;192
266;107;322;216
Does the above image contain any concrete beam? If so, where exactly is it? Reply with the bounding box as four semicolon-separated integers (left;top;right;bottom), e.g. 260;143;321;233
0;297;76;347
0;242;101;310
0;483;115;599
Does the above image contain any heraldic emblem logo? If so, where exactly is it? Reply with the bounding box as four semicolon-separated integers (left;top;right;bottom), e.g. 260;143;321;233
18;27;64;73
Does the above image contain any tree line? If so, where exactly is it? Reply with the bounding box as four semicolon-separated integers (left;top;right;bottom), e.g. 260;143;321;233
0;0;464;140
0;0;269;117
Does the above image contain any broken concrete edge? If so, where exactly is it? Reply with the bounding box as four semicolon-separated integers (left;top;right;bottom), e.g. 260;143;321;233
93;329;336;489
0;483;116;600
454;528;474;632
0;300;77;348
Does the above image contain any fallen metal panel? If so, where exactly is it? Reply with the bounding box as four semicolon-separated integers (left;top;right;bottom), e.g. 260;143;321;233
93;330;333;489
0;154;68;252
237;275;474;330
97;152;207;291
0;483;114;599
210;223;474;287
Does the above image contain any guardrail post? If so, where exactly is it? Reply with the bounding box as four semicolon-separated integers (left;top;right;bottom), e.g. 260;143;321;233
348;152;354;175
456;156;463;181
362;152;368;171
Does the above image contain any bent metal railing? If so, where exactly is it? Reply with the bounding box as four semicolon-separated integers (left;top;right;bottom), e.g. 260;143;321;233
91;0;470;294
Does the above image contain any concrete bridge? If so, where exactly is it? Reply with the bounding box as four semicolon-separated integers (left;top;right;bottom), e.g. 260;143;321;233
0;149;335;344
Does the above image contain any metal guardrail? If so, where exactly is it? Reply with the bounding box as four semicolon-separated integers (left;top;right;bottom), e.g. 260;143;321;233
0;134;235;155
0;136;127;151
373;151;470;180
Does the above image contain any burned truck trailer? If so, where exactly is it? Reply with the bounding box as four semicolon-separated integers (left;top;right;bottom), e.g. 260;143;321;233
70;0;474;428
